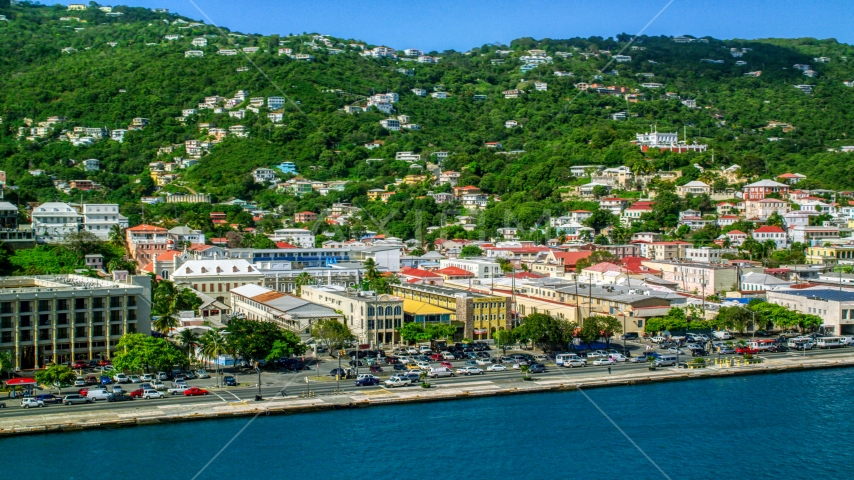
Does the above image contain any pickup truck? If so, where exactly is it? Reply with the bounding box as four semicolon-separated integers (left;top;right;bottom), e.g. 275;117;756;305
167;385;191;395
384;376;412;388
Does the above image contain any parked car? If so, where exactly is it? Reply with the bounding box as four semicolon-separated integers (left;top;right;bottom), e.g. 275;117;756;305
384;376;412;388
129;389;144;398
428;367;455;378
456;366;485;375
152;381;167;391
140;374;154;382
113;373;129;384
223;376;237;386
620;332;639;340
593;358;615;366
112;385;124;395
109;394;134;402
666;347;685;355
650;336;667;343
476;358;493;366
21;398;45;408
355;377;380;386
690;349;705;357
439;361;453;369
392;364;407;371
35;394;62;404
735;346;759;355
63;394;92;405
487;364;508;372
440;351;456;360
143;389;165;399
608;353;628;362
718;346;736;355
528;363;547;373
99;375;112;385
416;361;431;370
631;353;660;363
183;387;209;396
562;357;586;368
74;377;86;387
195;370;211;379
329;368;348;378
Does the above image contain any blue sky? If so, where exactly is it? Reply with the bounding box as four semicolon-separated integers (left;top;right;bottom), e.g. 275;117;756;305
66;1;854;51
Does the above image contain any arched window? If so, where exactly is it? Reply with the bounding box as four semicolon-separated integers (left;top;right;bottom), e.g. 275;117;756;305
385;306;393;316
367;306;375;317
394;306;402;315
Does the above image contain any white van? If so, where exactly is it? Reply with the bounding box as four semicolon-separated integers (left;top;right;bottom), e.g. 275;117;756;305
839;336;854;346
427;367;455;378
816;337;845;349
787;337;814;349
556;354;586;367
713;331;733;340
86;389;113;401
654;354;677;367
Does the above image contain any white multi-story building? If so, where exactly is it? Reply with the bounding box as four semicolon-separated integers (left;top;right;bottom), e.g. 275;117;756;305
172;259;264;300
438;258;503;278
267;97;285;109
253;168;277;183
231;284;343;337
82;204;127;240
300;285;404;346
270;228;316;248
32;202;82;243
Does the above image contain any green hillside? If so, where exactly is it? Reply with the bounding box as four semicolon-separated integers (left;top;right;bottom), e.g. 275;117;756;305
2;2;854;241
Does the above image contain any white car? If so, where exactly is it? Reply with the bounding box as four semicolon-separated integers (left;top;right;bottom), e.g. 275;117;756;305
356;374;380;382
128;375;141;383
152;381;167;391
21;398;45;408
384;376;412;388
416;361;431;370
487;364;508;372
593;357;615;366
419;346;433;355
651;336;667;343
456;366;484;375
195;370;211;379
609;353;628;362
74;377;86;387
406;347;419;355
140;374;154;382
563;358;586;368
143;389;165;399
440;351;456;360
113;373;129;383
476;358;493;366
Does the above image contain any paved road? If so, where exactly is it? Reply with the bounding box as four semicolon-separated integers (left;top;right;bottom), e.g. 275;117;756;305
2;345;849;420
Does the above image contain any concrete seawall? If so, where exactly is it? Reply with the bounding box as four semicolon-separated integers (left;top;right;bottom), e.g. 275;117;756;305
1;355;851;438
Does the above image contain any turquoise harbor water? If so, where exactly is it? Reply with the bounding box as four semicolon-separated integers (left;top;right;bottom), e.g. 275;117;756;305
10;368;854;480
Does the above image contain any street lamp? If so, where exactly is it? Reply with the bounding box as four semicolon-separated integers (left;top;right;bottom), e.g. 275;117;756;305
254;362;262;401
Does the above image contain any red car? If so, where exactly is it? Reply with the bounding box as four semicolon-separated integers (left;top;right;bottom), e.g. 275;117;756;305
78;388;89;396
129;388;144;398
72;360;88;369
735;346;759;355
429;353;444;361
440;361;453;369
98;360;112;367
183;387;209;396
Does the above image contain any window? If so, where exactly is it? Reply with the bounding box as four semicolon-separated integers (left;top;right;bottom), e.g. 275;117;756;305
128;323;136;333
19;315;31;327
127;296;136;307
93;325;104;337
93;311;104;323
0;317;10;329
57;328;68;339
394;306;402;315
39;314;50;326
1;332;11;343
110;324;121;336
110;297;122;308
19;330;31;341
75;312;86;323
367;320;375;329
56;299;68;311
38;300;50;312
111;310;122;322
0;302;11;314
19;301;31;313
385;306;393;316
39;329;50;341
367;306;375;317
75;326;86;338
127;310;136;320
75;298;86;310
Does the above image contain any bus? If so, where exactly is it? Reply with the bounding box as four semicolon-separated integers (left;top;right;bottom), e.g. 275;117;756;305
815;336;845;349
748;339;778;352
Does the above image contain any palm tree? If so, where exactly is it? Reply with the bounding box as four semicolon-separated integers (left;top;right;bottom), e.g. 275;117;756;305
363;258;379;282
178;329;200;367
152;314;178;336
108;224;126;248
294;272;313;296
631;161;654;177
201;330;227;386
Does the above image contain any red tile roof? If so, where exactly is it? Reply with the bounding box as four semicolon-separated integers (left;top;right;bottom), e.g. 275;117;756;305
127;224;166;232
436;266;475;277
552;251;593;266
400;267;441;278
506;271;544;279
727;230;747;236
754;226;785;233
276;242;297;249
155;250;181;262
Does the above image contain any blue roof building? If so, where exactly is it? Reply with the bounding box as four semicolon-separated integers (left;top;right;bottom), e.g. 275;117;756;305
277;162;297;175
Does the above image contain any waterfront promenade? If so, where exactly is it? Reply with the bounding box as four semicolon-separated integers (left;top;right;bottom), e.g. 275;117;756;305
1;348;852;437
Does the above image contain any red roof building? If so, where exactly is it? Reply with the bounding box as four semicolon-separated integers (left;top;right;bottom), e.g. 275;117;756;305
399;267;443;286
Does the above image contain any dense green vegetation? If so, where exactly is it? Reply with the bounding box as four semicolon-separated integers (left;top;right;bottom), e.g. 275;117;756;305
3;2;854;241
